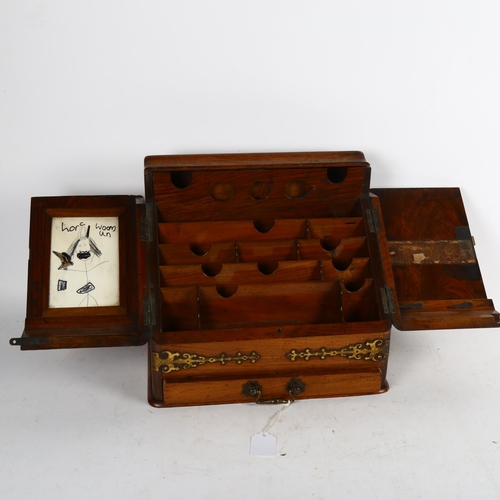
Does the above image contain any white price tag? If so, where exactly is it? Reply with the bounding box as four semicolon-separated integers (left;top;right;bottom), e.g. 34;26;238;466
250;432;277;456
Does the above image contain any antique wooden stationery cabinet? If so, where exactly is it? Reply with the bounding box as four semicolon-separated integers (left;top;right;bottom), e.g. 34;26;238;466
11;151;499;407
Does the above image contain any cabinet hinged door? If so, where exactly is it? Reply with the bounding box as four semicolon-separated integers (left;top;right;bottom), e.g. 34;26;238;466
371;187;499;331
12;195;150;350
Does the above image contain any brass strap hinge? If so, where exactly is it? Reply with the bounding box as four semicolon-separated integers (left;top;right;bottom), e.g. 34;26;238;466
143;294;156;326
153;350;260;374
366;208;381;233
380;286;397;315
287;339;390;363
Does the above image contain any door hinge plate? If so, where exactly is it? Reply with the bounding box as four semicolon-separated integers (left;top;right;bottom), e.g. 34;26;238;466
140;203;155;243
10;336;47;347
143;294;156;326
366;208;381;233
140;216;153;242
380;286;397;315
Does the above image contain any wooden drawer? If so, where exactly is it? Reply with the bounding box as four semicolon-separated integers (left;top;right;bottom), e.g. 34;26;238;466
159;369;387;407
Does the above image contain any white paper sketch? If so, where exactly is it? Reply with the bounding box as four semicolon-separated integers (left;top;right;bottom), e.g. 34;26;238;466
49;217;120;308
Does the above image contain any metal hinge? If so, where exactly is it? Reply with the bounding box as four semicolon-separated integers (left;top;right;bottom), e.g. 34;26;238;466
143;294;156;326
366;208;381;233
140;215;153;242
140;203;155;242
380;286;397;315
9;336;47;347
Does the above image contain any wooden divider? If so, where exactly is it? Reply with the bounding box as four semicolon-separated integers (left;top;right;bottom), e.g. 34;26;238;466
151;168;380;334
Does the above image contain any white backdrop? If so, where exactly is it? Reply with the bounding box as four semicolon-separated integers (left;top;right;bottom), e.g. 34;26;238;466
1;1;500;499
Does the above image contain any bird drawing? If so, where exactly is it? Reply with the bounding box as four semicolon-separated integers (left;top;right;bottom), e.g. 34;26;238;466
53;251;74;270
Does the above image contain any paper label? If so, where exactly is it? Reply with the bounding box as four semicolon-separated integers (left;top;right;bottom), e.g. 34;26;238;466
250;432;277;456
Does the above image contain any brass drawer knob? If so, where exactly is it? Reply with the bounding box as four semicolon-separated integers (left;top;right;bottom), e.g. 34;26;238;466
242;378;306;404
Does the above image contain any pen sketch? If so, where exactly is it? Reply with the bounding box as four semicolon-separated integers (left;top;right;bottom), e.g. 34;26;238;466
49;217;120;308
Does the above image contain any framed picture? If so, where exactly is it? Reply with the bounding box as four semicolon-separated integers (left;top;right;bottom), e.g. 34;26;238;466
49;215;120;308
20;195;149;349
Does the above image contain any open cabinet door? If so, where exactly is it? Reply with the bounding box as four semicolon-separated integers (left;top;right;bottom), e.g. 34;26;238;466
371;188;499;331
11;195;151;350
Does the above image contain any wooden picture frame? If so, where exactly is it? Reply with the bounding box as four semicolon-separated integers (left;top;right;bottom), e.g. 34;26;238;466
18;195;148;349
